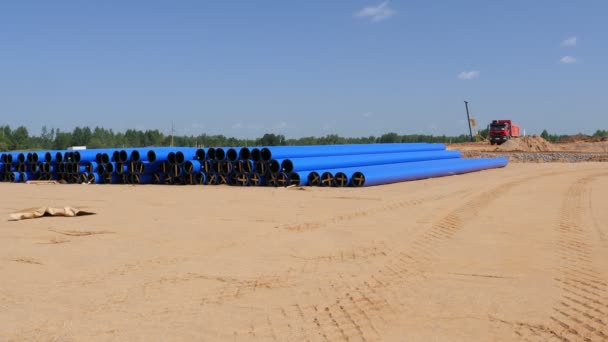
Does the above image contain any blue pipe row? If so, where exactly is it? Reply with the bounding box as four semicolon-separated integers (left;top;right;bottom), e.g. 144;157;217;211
278;150;461;173
341;158;508;187
260;143;446;161
1;143;508;186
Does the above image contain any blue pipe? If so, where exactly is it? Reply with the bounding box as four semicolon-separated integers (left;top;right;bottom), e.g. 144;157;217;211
168;163;184;177
19;172;35;182
202;160;217;173
118;149;138;163
129;147;167;162
8;171;19;182
88;172;102;184
195;149;206;161
6;152;19;164
239;147;261;161
28;163;39;173
194;172;206;185
85;161;98;173
74;163;86;173
260;143;446;161
100;153;111;164
238;160;254;173
250;148;261;162
220;160;234;174
115;162;128;175
45;150;64;162
175;148;199;164
214;148;226;161
28;152;45;163
73;149;111;163
130;150;142;162
289;171;312;186
205;172;219;185
129;173;154;184
139;161;162;174
152;172;166;184
249;172;265;186
226;148;239;162
144;148;198;164
233;172;249;186
254;161;269;175
342;158;508;187
104;173;123;184
145;147;175;163
77;172;89;184
280;150;461;173
206;148;216;160
103;162;117;174
184;160;201;174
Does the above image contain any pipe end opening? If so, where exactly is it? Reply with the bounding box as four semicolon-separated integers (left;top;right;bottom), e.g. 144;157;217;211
351;172;365;187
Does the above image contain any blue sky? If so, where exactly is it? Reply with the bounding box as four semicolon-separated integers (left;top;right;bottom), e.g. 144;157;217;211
1;1;606;138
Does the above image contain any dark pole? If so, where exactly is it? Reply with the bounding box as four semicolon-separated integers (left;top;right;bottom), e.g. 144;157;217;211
464;101;474;142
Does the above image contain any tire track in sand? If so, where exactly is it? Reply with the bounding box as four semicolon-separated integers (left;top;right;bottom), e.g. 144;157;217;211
517;172;608;342
259;170;571;342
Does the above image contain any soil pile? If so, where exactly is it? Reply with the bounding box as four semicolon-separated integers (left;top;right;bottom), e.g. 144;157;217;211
497;136;554;152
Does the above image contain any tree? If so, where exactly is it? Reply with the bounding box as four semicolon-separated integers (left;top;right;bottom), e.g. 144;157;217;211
40;126;51;148
593;129;607;137
258;133;286;146
53;130;72;150
378;132;400;143
540;129;550;141
12;126;30;150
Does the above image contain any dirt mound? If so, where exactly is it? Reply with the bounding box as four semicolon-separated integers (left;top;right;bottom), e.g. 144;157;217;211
497;136;554;152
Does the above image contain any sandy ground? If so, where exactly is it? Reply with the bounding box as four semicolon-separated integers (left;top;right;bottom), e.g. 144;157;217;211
1;163;607;341
449;140;608;153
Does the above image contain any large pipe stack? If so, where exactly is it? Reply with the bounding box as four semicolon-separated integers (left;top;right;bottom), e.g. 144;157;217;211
0;143;507;187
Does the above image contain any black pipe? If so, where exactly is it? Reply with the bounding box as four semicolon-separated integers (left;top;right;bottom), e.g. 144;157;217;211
226;148;238;162
333;172;348;187
255;161;268;175
251;148;261;162
195;149;206;161
207;148;216;160
320;172;333;187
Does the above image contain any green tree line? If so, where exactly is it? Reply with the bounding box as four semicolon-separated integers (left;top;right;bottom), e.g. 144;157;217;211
540;129;608;142
1;124;605;151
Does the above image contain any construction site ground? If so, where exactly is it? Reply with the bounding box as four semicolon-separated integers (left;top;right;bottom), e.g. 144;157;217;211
1;161;607;341
450;136;608;162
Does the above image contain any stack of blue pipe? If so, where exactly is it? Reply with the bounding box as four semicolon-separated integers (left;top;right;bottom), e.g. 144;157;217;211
0;143;507;187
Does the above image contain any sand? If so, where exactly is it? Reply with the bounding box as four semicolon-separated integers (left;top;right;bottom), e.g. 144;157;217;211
497;136;554;152
450;138;608;154
1;163;607;341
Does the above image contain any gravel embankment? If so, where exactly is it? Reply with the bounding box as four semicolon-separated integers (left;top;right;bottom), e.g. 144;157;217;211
461;151;608;163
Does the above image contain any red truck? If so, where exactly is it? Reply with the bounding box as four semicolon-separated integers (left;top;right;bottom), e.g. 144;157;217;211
489;120;520;145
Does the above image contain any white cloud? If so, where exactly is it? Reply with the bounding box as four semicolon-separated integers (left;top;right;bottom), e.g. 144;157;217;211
560;56;577;64
458;70;480;80
362;112;372;118
355;1;395;22
561;36;577;47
